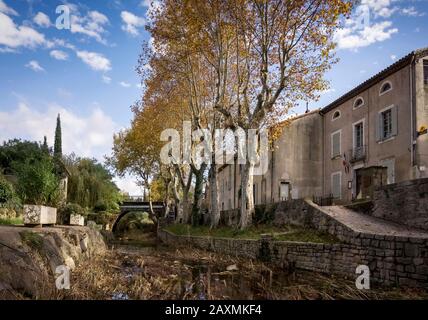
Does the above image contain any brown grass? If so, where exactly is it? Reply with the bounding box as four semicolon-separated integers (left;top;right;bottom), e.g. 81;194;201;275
55;245;428;300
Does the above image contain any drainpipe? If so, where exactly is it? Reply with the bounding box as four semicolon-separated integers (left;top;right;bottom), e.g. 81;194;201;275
233;161;236;209
410;56;415;174
321;110;325;197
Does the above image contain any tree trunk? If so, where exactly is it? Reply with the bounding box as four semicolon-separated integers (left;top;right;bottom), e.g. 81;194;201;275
209;164;220;228
164;178;172;218
239;162;254;230
191;164;206;226
147;187;158;224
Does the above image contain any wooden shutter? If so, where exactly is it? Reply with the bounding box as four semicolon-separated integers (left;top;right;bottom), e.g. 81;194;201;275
332;132;340;157
376;113;382;142
391;105;398;136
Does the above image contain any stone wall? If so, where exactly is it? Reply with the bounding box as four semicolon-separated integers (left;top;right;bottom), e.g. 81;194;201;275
159;229;428;287
372;178;428;231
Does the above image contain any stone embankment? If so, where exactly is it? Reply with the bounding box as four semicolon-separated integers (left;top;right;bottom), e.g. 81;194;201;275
161;199;428;288
0;225;106;299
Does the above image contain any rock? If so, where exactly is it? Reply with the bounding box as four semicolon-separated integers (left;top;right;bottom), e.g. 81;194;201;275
0;225;106;298
80;236;88;252
226;264;238;271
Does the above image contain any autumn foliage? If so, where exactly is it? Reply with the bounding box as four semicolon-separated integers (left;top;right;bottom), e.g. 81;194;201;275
110;0;352;228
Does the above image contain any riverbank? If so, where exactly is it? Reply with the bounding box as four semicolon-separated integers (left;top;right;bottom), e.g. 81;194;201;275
0;225;106;299
57;244;428;300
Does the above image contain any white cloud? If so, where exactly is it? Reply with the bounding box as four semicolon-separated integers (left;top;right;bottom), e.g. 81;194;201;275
320;88;336;95
25;60;44;72
334;21;398;51
0;0;18;16
70;9;109;44
50;49;68;60
120;11;145;36
114;175;142;196
119;81;131;88
390;54;397;61
102;74;112;84
0;12;48;50
401;6;425;17
360;0;397;18
0;102;117;161
76;50;111;72
33;12;51;28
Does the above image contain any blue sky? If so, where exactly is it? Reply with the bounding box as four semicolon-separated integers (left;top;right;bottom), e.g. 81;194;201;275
0;0;427;193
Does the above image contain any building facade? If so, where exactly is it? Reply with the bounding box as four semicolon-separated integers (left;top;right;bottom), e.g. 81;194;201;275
217;47;428;209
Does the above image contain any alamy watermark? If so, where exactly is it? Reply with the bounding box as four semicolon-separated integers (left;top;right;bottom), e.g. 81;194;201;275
55;5;71;30
355;264;370;290
160;121;269;175
55;265;70;290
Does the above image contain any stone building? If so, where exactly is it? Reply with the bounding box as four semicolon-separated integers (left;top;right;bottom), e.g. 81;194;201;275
217;47;428;208
322;47;428;203
217;110;323;210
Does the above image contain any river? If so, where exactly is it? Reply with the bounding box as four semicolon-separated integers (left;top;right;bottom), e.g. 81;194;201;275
59;231;427;300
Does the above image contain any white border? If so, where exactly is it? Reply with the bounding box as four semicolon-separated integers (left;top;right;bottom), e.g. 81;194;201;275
379;80;393;96
353;96;365;109
332;110;341;121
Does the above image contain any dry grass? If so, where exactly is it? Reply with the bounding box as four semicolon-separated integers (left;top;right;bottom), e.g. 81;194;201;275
56;245;428;300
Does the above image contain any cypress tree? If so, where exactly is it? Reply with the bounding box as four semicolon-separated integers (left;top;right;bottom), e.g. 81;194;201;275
54;114;62;159
42;136;49;154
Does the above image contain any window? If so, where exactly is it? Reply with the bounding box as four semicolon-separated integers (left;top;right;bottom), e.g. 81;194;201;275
377;105;397;142
331;172;342;199
382;109;392;139
332;110;341;120
353;97;364;109
354;122;363;148
331;130;341;158
379;81;392;95
424;60;428;85
279;182;289;201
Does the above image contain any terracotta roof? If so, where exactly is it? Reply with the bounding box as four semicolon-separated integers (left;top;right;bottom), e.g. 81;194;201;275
320;47;428;114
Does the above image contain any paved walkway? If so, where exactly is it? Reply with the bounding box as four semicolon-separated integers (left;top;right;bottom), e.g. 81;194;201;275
320;205;428;239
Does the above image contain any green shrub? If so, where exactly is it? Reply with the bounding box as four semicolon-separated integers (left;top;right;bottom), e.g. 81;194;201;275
0;176;15;203
87;211;116;228
94;200;108;212
13;157;61;207
0;176;21;211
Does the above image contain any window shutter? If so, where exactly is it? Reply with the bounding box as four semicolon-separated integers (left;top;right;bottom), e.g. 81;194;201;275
376;113;382;142
332;173;341;199
332;132;340;157
391;105;398;136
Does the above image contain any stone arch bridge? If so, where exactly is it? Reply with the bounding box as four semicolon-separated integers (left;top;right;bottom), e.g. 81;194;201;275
111;198;166;233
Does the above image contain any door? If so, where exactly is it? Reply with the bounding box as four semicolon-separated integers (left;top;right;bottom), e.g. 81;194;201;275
354;168;363;199
379;158;395;184
279;182;289;201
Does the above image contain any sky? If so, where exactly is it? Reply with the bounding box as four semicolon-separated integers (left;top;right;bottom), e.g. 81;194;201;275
0;0;427;195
